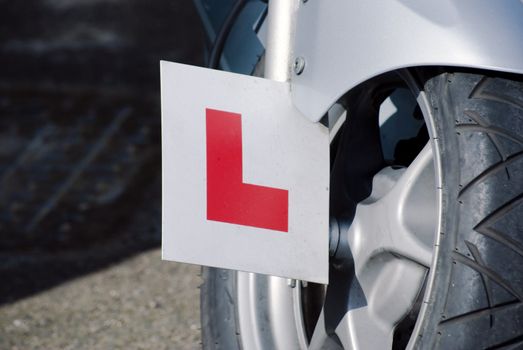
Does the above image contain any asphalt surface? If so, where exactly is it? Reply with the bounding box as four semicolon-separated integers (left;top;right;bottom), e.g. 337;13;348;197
0;0;204;348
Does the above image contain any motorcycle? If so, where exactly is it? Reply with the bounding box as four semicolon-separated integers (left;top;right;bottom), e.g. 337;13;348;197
177;0;523;349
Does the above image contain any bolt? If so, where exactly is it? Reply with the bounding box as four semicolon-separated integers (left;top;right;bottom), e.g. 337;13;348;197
293;57;305;75
287;279;297;288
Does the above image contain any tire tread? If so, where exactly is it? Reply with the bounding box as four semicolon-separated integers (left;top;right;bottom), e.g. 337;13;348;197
433;73;523;349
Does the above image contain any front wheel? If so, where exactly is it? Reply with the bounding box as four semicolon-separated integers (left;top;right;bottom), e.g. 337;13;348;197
200;70;523;350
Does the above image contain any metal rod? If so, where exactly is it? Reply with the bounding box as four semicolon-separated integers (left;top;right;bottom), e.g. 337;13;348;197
264;0;301;82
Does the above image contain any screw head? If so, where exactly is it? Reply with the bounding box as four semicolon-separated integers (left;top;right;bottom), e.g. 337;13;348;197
293;57;305;75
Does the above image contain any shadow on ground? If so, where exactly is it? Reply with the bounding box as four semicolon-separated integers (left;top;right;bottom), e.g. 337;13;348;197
0;0;204;305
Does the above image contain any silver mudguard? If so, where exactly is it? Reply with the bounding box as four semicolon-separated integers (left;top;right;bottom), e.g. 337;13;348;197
291;0;523;122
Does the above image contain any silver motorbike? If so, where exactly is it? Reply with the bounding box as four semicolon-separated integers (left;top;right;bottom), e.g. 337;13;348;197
196;0;523;349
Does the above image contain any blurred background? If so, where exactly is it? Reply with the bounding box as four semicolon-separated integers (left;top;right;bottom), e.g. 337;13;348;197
0;0;204;348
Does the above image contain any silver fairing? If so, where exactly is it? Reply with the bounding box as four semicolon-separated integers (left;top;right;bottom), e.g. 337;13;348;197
291;0;523;122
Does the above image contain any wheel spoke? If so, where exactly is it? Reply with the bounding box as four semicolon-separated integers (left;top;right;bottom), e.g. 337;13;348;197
308;309;343;350
309;304;398;350
385;142;437;266
324;258;426;350
347;143;435;271
334;306;393;350
308;309;329;350
329;143;436;349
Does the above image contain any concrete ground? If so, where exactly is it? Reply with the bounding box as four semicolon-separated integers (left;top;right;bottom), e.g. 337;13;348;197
0;251;201;350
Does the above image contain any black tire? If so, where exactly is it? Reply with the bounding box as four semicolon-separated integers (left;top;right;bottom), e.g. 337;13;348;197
200;71;523;350
414;72;523;349
200;267;242;350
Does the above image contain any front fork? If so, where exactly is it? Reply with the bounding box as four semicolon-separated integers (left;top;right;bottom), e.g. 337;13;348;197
264;0;300;82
